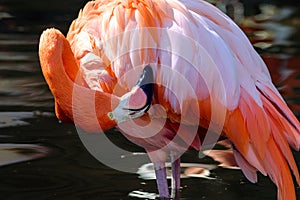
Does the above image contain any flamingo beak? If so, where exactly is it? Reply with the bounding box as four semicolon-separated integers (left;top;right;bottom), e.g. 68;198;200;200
108;65;154;124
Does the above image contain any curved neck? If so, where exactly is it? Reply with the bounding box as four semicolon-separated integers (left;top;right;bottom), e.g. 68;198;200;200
39;28;119;132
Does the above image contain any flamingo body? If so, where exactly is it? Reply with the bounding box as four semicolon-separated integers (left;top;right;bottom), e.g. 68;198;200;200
39;0;300;199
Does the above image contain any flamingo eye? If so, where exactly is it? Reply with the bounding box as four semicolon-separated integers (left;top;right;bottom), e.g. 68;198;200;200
107;112;115;120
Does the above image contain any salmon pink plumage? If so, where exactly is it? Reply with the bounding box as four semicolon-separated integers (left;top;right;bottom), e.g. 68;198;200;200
39;0;300;199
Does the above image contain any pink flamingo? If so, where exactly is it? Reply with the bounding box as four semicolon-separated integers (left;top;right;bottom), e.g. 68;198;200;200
39;0;300;199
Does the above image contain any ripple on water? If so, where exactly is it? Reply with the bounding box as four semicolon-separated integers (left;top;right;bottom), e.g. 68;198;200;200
0;111;53;128
0;143;49;167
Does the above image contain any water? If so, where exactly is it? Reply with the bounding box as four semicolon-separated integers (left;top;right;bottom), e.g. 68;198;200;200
0;1;299;199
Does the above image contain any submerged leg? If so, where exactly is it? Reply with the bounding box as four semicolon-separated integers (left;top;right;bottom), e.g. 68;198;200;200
154;162;169;199
171;155;181;198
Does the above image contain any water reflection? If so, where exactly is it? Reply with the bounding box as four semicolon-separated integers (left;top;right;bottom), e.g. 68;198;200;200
0;143;48;167
129;190;159;200
0;111;50;128
137;162;216;180
0;1;299;199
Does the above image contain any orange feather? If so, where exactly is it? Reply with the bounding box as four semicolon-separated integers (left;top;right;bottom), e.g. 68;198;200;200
38;1;300;199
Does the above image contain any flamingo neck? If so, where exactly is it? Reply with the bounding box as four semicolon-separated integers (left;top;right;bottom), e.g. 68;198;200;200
39;28;119;132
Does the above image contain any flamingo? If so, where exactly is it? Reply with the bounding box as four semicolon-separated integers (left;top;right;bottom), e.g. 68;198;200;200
38;0;300;199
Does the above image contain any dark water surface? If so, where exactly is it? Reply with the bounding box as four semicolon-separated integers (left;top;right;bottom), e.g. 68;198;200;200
0;1;300;199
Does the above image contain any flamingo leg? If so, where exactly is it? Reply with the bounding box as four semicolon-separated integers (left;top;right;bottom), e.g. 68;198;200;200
154;162;169;199
171;155;181;199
